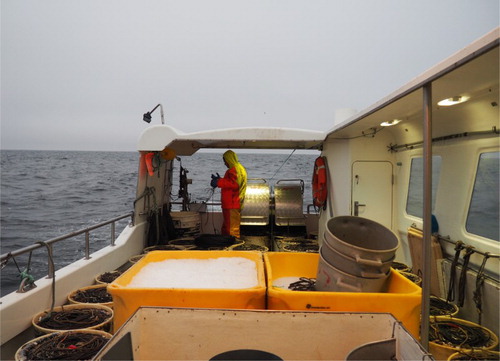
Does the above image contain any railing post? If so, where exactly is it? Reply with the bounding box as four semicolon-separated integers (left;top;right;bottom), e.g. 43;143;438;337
111;222;116;246
85;231;91;260
46;243;55;279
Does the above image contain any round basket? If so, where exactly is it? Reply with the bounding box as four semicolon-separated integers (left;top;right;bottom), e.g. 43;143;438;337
68;284;113;308
95;270;122;284
391;261;411;273
168;238;197;250
274;236;307;245
447;349;500;360
283;242;319;253
32;303;114;335
399;271;422;286
430;296;459;317
429;316;498;361
143;244;186;252
15;329;112;361
128;254;144;264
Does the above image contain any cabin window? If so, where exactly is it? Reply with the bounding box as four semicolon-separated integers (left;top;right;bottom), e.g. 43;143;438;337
466;151;499;241
406;156;441;218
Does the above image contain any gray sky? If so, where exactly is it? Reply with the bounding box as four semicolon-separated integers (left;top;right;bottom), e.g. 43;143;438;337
1;0;498;151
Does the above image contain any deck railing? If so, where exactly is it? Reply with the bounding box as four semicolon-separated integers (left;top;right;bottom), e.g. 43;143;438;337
0;212;133;282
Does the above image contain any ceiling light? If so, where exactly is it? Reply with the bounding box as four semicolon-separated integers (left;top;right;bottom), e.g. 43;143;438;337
380;119;402;127
437;95;470;106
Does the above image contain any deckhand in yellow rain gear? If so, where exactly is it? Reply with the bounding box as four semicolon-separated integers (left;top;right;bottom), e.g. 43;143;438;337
211;150;247;238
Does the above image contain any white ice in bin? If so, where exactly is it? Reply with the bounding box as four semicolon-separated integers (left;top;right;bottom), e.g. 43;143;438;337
128;257;258;289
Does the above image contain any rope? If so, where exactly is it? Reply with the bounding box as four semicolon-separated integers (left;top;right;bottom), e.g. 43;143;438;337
1;252;13;270
269;149;296;181
37;241;56;318
458;246;475;307
473;252;490;325
288;277;316;291
446;241;464;302
207;187;218;234
135;187;161;245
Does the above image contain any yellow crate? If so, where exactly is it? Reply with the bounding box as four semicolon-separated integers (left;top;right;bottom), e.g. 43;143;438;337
264;252;422;338
109;250;266;329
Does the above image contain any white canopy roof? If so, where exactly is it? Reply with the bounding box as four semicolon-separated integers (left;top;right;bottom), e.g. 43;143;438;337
137;125;325;155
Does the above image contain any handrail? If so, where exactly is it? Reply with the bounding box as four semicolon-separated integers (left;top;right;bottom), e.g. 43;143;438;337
0;212;133;277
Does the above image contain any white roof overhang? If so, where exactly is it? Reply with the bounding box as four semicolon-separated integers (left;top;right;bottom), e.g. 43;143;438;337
137;126;325;155
326;27;499;144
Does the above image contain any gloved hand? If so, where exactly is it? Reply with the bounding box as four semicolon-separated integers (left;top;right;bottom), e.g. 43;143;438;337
210;173;221;188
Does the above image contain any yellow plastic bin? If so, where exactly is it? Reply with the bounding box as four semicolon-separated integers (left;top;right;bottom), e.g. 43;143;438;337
108;250;266;330
264;252;422;338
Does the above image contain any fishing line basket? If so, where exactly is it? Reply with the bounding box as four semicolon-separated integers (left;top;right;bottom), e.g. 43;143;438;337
143;244;186;252
282;242;319;253
32;304;114;336
67;284;113;308
429;296;459;317
391;261;411;273
429;316;498;361
227;243;269;252
167;237;198;250
399;271;422;286
95;270;123;284
193;234;240;250
128;254;144;264
447;349;500;360
15;329;112;361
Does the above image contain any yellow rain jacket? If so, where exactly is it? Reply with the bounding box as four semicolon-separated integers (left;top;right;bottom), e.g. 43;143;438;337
217;150;247;209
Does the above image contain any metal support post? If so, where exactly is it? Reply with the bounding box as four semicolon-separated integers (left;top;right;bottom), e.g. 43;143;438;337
420;83;433;350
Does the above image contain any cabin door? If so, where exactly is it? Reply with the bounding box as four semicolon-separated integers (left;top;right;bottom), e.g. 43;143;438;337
351;161;393;229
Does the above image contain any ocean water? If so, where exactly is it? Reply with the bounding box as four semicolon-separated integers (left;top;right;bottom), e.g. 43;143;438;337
0;150;318;296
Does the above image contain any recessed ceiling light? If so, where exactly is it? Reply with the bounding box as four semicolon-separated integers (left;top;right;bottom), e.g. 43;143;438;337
437;95;470;106
380;119;402;127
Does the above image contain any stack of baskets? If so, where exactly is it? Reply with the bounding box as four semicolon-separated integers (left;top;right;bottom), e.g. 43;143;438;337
316;216;399;293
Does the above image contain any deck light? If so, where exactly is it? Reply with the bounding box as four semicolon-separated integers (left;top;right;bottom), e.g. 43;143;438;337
380;119;402;127
143;104;165;124
437;95;469;106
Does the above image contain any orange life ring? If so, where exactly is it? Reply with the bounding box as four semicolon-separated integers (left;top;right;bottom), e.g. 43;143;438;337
312;156;328;208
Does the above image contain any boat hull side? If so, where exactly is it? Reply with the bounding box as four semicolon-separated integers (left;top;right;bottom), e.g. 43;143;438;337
0;222;147;345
